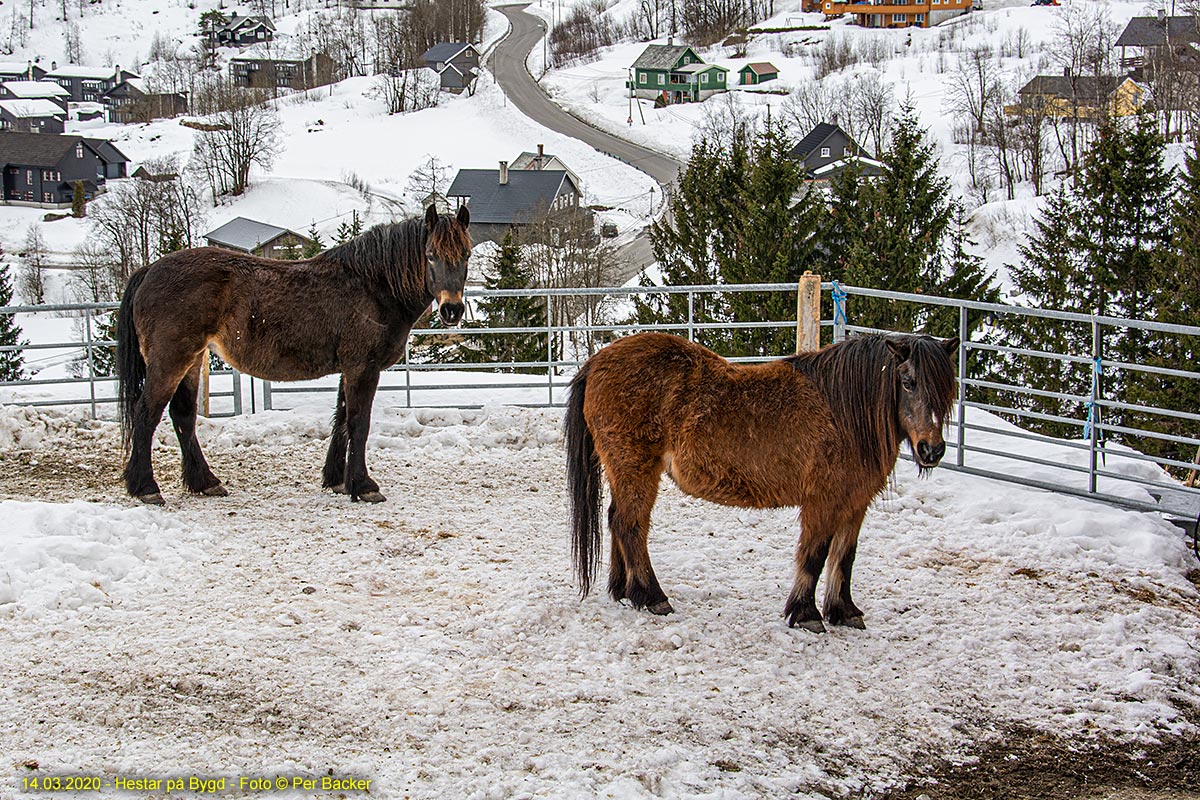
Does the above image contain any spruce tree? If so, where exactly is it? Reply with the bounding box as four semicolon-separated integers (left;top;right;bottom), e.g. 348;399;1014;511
0;258;27;381
335;211;364;244
301;223;324;258
476;232;545;372
723;118;823;357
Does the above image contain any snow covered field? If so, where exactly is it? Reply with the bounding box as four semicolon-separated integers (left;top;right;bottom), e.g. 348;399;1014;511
1;403;1198;798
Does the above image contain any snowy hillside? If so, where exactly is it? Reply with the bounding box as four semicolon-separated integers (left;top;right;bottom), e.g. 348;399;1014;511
0;403;1197;798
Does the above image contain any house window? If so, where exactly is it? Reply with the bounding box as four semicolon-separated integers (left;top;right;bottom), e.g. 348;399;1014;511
25;169;31;183
657;73;664;85
915;12;926;21
821;147;831;157
892;13;907;22
701;73;709;84
76;144;83;158
43;192;51;203
717;72;724;82
639;72;647;84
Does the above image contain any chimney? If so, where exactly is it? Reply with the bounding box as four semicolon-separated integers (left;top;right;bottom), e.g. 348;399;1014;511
1157;8;1166;22
499;160;508;185
536;143;544;169
667;35;673;46
1063;65;1072;77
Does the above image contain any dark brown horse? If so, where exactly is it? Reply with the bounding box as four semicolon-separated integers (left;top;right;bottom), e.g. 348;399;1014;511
116;205;471;505
565;331;958;632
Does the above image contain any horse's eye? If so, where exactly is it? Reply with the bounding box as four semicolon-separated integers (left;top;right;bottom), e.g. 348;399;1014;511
901;377;915;391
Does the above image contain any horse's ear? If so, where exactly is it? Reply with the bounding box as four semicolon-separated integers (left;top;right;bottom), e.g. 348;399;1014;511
941;337;960;357
456;203;470;228
425;203;439;230
885;339;911;362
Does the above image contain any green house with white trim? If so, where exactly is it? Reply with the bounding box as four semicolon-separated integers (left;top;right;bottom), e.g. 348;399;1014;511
626;42;729;104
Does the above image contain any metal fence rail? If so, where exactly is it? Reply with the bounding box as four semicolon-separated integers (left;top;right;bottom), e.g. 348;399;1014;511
1;282;1198;528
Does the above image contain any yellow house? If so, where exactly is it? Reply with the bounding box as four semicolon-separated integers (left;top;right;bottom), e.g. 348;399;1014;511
1007;75;1146;120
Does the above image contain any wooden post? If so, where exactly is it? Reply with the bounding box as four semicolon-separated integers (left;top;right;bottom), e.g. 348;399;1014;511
796;271;821;353
1186;444;1200;488
200;353;211;418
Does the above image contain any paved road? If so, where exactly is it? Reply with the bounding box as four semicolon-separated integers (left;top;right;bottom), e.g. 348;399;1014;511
489;3;682;281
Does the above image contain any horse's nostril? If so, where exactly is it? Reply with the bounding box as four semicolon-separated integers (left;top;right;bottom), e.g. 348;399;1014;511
930;442;945;462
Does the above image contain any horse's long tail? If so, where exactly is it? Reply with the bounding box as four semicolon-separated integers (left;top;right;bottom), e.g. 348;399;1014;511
116;267;150;449
565;362;602;598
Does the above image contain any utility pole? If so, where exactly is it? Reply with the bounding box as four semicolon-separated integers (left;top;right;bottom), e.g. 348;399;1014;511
628;68;633;126
648;186;656;218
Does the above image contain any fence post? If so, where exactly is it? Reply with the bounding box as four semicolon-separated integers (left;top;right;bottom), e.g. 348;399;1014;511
232;370;242;416
84;308;97;420
956;305;967;467
832;281;847;343
796;271;821;353
405;339;412;409
1088;319;1102;495
687;291;695;342
263;379;273;411
200;352;210;417
546;295;554;406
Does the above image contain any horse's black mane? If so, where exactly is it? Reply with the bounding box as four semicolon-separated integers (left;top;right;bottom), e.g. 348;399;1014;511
315;213;470;298
783;334;957;473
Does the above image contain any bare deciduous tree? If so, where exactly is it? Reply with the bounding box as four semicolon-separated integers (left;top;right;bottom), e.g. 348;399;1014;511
405;155;451;208
17;224;47;305
190;80;283;200
371;67;440;114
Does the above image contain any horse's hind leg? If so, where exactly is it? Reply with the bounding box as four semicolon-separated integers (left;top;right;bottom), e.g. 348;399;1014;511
822;507;867;629
321;378;348;493
169;352;226;496
605;457;670;614
785;504;837;633
125;360;192;504
341;366;384;503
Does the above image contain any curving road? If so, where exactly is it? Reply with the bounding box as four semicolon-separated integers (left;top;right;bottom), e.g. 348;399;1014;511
489;3;681;280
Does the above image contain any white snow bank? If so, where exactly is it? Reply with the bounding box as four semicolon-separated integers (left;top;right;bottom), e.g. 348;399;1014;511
0;501;200;617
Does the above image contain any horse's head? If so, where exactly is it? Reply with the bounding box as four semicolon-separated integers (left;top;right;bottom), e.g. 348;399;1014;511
885;336;959;473
425;204;471;326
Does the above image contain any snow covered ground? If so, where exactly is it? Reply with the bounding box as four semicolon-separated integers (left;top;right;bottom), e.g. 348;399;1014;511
1;403;1197;798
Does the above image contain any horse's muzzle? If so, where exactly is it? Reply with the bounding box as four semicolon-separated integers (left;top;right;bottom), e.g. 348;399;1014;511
915;440;946;468
439;301;465;326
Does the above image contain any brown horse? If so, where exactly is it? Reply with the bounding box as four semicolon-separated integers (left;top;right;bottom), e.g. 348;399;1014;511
116;205;471;505
565;331;958;632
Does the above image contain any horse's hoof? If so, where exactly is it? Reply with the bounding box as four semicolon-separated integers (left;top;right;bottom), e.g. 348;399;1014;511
648;600;674;616
138;492;166;506
791;618;826;634
842;615;866;630
356;491;387;504
202;484;229;497
330;483;348;495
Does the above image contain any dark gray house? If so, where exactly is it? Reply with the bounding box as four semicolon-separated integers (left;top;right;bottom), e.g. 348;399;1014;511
204;217;312;258
0;100;66;134
45;64;139;103
420;42;480;93
447;161;587;244
102;79;188;123
230;53;335;90
0;61;46;82
0;131;128;206
0;81;70;111
1116;14;1200;69
790;122;886;184
216;13;276;46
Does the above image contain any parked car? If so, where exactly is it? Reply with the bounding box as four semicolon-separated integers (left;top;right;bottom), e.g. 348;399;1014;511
600;222;618;238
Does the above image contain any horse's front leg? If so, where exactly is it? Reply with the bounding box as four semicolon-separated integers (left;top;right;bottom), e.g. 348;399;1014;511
784;504;835;633
342;366;384;503
822;507;868;629
321;377;348;492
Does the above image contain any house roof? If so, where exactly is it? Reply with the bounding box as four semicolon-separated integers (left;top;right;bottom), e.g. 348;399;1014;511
631;44;698;71
510;151;583;193
1018;74;1131;102
791;122;844;159
219;14;276;33
46;65;121;80
446;169;580;224
0;62;39;75
2;81;69;98
677;62;727;74
741;61;779;75
809;156;889;181
205;217;300;252
421;42;476;63
0;99;66;118
0;131;122;166
1116;15;1200;47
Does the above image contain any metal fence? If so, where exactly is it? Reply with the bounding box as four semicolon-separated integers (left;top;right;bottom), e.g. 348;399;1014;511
1;282;1198;528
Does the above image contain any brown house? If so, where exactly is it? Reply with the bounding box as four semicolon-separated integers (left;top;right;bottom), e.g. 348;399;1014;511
204;217;313;258
819;0;970;28
103;79;188;124
229;53;335;90
1008;74;1146;120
